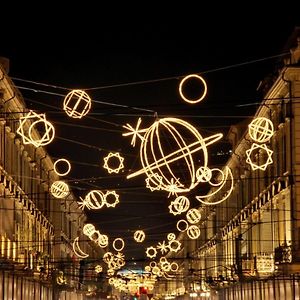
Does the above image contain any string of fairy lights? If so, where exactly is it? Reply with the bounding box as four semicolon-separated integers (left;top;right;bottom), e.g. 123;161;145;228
0;51;294;291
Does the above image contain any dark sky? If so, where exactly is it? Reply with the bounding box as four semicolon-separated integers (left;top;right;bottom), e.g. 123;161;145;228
1;11;299;263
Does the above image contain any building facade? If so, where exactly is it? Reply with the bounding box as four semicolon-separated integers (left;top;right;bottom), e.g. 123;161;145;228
0;59;102;299
159;30;300;300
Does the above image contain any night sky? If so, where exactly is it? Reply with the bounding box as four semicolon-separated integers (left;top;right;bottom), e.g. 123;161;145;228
1;10;299;264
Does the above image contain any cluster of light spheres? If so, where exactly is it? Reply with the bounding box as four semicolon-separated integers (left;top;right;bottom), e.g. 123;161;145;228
17;110;55;147
78;190;119;210
63;89;92;119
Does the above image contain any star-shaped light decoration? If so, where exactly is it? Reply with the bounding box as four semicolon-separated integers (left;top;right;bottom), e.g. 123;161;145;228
246;143;273;171
103;152;124;174
156;241;169;254
122;117;145;147
17;110;55;147
104;191;120;208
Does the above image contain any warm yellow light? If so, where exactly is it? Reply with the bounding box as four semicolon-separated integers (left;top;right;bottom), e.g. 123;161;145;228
167;239;181;253
186;225;201;239
95;265;103;273
176;220;188;232
53;158;71;176
112;238;125;252
196;167;234;205
78;190;105;210
157;241;169;254
72;237;89;259
179;74;207;104
167;233;176;241
146;246;157;259
248;117;274;143
63;89;92;119
104;190;120;207
133;230;146;243
17;110;55;147
50;181;70;198
168;196;190;215
103;152;125;174
83;224;95;237
124;117;223;194
186;208;201;224
246;143;273;171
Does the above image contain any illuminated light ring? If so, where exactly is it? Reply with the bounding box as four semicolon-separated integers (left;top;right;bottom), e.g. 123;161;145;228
133;230;146;243
126;118;223;193
176;219;188;232
196;167;234;205
72;237;89;258
186;208;201;224
179;74;207;104
112;238;125;252
53;158;71;176
246;143;273;171
168;196;190;215
170;262;179;272
248;117;274;143
160;256;167;263
149;261;157;268
187;225;201;239
82;224;96;237
63;89;92;119
28;119;55;147
50;181;69;198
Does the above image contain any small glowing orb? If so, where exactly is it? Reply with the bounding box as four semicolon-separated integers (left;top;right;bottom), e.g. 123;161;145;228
95;265;103;273
187;225;201;239
125;117;223;194
170;262;179;272
179;74;207;104
17;110;55;147
167;233;176;241
103;152;124;174
50;181;69;198
97;234;109;248
246;143;273;171
63;89;92;119
134;230;146;243
248;117;274;143
54;158;71;176
83;224;96;237
186;208;201;224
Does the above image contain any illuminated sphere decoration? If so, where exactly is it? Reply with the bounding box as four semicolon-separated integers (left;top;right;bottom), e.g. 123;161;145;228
248;117;274;143
63;89;92;119
125;118;223;194
50;181;69;198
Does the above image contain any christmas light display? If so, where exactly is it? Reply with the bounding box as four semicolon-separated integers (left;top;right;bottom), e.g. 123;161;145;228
50;181;70;198
53;158;71;176
103;152;124;174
